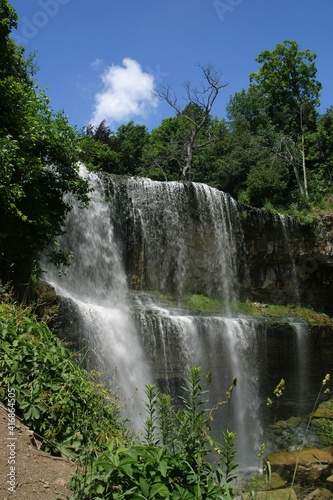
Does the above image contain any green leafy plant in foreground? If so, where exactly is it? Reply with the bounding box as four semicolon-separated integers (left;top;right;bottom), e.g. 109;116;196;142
71;366;238;499
0;294;126;458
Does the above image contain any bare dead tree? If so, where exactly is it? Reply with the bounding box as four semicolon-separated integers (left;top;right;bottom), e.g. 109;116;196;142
155;64;227;180
275;135;304;195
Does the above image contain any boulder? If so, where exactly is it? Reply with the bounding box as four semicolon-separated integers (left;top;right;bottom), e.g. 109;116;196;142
326;475;333;492
303;487;333;499
265;447;333;485
242;488;297;499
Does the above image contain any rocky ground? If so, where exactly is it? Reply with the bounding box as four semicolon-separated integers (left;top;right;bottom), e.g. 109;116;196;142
0;403;76;500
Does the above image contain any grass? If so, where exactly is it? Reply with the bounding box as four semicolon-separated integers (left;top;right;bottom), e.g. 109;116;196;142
238;301;333;326
184;293;226;313
152;291;333;327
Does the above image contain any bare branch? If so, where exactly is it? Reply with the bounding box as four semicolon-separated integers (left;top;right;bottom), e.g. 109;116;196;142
155;64;227;180
154;84;182;115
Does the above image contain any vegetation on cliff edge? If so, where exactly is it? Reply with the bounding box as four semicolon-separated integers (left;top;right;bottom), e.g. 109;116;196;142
151;292;333;327
0;290;127;460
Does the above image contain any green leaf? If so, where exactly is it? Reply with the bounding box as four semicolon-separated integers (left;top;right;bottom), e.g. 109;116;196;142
96;484;105;494
120;463;133;477
150;482;170;498
139;477;149;498
31;406;40;419
24;407;32;419
158;460;168;478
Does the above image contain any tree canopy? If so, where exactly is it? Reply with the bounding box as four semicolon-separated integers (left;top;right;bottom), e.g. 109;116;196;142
155;64;227;180
250;40;322;197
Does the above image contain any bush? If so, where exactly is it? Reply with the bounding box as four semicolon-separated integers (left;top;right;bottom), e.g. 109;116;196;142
0;292;126;458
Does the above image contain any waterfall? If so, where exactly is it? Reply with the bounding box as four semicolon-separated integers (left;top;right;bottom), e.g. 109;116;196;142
133;292;264;468
276;214;300;304
41;168;320;470
42;166;151;426
291;321;310;410
108;177;244;306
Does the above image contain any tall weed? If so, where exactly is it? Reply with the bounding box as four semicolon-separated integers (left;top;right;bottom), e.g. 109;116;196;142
71;366;238;499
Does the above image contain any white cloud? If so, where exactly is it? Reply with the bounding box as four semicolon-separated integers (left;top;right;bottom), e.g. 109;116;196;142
90;58;158;128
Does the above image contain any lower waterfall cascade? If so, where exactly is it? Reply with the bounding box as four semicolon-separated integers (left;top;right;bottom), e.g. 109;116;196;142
42;166;333;470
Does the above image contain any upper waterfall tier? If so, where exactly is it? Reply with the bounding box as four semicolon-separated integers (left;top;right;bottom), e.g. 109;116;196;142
103;173;333;314
108;176;244;306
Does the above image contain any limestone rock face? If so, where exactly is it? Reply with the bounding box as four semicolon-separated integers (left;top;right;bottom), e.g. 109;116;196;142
241;208;333;315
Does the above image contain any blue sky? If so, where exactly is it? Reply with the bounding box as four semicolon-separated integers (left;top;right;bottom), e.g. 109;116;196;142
10;0;333;131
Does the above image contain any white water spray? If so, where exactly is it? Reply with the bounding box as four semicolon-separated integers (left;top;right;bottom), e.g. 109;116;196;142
42;167;151;426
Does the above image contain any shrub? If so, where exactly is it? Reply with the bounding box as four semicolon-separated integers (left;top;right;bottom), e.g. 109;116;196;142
0;292;126;458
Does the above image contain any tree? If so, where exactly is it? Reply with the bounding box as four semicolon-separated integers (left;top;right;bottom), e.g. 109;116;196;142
0;0;30;81
80;120;149;175
210;115;288;205
141;109;215;181
115;121;149;175
250;40;322;197
80;120;121;173
226;84;270;134
0;0;89;298
155;64;227;180
313;107;333;182
245;157;289;207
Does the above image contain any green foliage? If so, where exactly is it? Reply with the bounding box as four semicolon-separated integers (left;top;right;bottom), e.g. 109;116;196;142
184;294;225;313
71;366;238;499
144;384;160;446
140;103;222;182
238;301;333;326
0;294;125;458
0;2;90;296
0;0;31;82
245;158;289;207
226;84;270;133
116;121;150;174
79;134;121;172
249;40;322;199
80;120;149;175
250;40;321;136
215;430;238;487
140;115;191;181
222;40;333;211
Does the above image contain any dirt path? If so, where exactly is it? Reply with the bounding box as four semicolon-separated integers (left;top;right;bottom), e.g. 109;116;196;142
0;403;77;500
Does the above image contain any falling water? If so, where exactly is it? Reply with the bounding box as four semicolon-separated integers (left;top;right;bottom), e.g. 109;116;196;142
109;177;243;305
133;293;264;468
276;214;301;304
42;166;151;425
291;321;310;410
